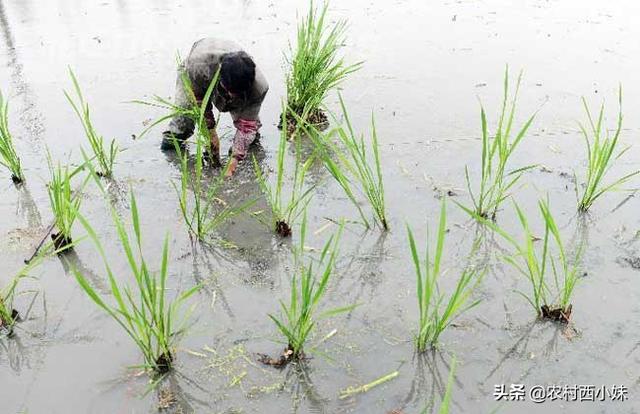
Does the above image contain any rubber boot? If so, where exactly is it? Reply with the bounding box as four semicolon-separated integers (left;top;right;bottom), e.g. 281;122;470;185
160;131;185;151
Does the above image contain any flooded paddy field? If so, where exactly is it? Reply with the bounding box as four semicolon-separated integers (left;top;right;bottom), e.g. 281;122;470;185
2;0;640;413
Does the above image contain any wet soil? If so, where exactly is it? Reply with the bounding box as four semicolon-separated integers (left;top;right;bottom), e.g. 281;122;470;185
50;232;72;252
541;304;573;324
257;346;299;368
278;109;329;137
275;220;292;238
155;352;173;375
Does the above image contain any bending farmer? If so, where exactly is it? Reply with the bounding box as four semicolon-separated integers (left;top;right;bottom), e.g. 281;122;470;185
162;38;269;176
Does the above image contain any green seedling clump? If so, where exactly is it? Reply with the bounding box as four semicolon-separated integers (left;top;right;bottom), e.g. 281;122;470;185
304;95;388;230
47;159;86;251
73;192;200;374
464;67;537;221
0;91;24;184
283;1;362;134
254;110;315;237
467;199;582;323
0;256;43;335
576;86;639;212
408;199;484;351
265;214;352;365
65;68;119;178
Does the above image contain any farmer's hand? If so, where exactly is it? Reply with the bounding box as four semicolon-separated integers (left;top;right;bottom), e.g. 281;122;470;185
225;157;239;178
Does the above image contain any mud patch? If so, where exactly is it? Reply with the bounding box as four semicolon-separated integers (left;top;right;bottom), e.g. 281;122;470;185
258;346;300;368
275;220;292;238
51;233;73;252
4;226;46;251
278;109;329;136
155;352;173;374
157;388;177;410
541;304;572;323
618;255;640;270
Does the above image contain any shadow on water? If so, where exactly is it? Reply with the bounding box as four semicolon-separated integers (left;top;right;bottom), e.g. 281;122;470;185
191;243;235;319
154;371;214;414
16;185;43;229
400;350;463;414
213;140;283;286
483;321;578;384
334;232;389;308
0;334;29;373
58;249;110;294
87;369;211;413
285;361;329;414
288;134;327;191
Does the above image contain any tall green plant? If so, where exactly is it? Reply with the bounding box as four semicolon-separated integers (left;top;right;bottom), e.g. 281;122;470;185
269;214;351;359
285;1;362;126
47;159;87;250
408;199;483;351
254;112;315;237
464;67;537;221
576;86;639;211
304;96;387;230
0;259;41;334
65;69;119;178
0;91;24;184
461;199;582;322
73;192;200;373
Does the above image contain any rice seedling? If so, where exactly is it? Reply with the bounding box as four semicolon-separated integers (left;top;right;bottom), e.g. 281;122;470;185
0;276;22;334
46;158;87;251
174;143;253;242
464;67;537;221
254;111;315;237
267;214;351;363
407;199;484;351
506;200;582;322
283;0;362;132
462;199;582;322
0;90;24;184
0;263;38;334
65;68;119;178
576;86;639;212
303;96;387;230
73;191;200;374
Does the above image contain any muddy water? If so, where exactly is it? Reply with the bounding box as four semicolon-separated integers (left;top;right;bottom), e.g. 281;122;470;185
1;0;640;413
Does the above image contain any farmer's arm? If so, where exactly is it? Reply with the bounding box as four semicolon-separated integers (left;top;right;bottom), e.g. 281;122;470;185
225;71;268;176
230;99;264;161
